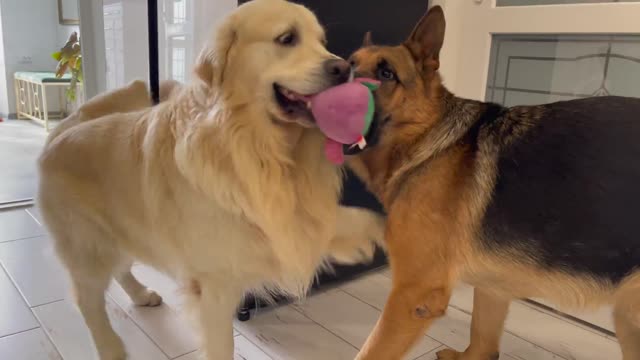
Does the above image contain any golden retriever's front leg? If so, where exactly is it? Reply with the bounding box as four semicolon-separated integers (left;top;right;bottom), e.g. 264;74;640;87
328;206;385;264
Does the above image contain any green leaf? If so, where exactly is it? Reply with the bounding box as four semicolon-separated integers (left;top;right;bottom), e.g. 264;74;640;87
51;51;62;61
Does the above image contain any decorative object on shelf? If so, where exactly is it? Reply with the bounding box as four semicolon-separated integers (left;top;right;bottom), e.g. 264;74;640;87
52;31;82;101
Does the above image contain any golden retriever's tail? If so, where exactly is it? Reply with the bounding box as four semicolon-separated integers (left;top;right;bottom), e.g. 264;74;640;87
45;80;151;144
46;80;182;144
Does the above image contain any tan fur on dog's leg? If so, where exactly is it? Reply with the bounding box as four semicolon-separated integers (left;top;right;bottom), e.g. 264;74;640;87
356;221;453;359
41;203;127;360
357;282;451;360
614;275;640;360
74;277;126;360
614;306;640;360
194;280;243;360
437;288;509;360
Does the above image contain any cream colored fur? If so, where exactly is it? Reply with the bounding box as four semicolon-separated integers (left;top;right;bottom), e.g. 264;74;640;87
38;1;384;359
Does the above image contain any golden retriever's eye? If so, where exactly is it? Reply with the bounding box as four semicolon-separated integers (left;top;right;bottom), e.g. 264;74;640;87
377;67;396;81
276;32;297;46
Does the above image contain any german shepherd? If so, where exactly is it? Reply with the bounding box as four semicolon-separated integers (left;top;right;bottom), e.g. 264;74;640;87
347;5;640;360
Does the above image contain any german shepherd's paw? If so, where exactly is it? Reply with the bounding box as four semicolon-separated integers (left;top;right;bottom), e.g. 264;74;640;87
437;349;500;360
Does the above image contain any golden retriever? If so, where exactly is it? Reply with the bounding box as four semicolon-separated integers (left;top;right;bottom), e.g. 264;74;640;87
38;1;384;359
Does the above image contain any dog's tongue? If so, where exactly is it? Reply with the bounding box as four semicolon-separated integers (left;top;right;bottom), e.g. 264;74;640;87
324;138;344;165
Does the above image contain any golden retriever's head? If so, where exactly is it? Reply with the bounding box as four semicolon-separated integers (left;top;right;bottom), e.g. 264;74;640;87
195;0;350;127
347;6;446;150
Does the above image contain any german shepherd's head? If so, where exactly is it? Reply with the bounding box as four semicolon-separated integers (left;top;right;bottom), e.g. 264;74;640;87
347;6;449;199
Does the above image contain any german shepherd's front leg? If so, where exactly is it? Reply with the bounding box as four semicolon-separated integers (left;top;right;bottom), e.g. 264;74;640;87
356;281;452;360
355;215;455;360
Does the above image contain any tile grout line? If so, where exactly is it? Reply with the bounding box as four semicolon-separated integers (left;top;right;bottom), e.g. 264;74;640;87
0;326;41;340
0;234;47;244
25;208;42;226
338;287;383;312
413;345;447;360
0;262;64;359
171;349;198;360
289;305;361;352
517;300;617;339
230;330;275;360
30;298;65;309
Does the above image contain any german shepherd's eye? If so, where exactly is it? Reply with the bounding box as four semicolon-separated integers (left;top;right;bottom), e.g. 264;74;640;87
276;31;297;46
376;61;396;81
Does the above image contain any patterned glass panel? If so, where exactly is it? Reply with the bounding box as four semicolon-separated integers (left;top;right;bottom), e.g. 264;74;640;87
497;0;640;6
486;35;640;106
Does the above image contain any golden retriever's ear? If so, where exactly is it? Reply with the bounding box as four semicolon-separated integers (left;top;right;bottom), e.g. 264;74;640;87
362;31;373;47
404;5;445;71
194;16;237;87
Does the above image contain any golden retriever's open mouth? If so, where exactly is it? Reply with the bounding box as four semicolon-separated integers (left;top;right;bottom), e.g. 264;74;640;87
273;83;315;124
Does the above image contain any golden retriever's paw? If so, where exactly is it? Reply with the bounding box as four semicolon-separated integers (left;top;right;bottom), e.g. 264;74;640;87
132;289;163;307
98;336;127;360
329;207;385;265
330;240;376;265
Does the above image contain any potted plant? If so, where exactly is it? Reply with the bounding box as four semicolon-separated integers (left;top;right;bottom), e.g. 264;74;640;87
52;31;82;101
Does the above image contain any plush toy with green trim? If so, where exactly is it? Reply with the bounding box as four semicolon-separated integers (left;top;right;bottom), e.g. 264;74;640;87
309;78;380;164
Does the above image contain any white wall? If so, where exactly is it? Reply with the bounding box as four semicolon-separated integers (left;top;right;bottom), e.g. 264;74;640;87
0;2;8;117
0;0;80;116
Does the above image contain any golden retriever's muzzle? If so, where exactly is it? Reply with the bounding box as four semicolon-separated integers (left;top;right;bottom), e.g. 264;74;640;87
273;58;351;123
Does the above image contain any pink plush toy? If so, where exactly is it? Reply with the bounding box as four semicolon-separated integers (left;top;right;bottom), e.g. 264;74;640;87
309;78;380;164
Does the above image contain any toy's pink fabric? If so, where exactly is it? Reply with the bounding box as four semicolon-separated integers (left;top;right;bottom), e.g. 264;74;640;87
324;138;344;164
311;80;369;143
310;78;379;165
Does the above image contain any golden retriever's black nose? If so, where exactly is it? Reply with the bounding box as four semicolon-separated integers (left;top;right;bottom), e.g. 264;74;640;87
324;59;351;84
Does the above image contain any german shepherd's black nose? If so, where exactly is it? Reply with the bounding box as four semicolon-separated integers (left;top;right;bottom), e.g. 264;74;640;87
324;59;351;85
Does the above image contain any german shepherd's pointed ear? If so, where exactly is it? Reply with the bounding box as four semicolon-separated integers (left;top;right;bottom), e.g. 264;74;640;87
194;16;237;87
362;31;373;47
404;5;445;71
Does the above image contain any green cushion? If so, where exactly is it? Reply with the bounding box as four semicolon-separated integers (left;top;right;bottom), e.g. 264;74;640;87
14;71;72;84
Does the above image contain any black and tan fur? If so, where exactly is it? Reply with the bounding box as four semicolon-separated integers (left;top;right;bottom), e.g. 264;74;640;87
347;5;640;360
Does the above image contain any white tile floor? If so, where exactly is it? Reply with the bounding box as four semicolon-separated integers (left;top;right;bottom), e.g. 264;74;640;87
0;207;622;360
